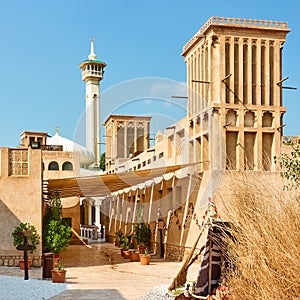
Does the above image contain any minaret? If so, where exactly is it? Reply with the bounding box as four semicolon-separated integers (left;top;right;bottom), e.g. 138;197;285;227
79;38;106;167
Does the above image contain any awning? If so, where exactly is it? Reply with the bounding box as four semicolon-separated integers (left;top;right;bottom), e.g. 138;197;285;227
45;163;195;198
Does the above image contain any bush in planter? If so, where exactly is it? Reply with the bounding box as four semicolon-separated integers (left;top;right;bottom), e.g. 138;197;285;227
133;223;151;252
43;193;72;255
115;229;123;247
121;234;134;249
120;234;134;259
44;219;72;254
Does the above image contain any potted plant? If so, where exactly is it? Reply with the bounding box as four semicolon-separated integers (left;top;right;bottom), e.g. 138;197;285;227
12;222;40;270
52;261;67;283
120;234;133;259
130;249;139;262
115;229;123;247
43;193;72;266
43;219;72;256
133;223;151;254
140;248;151;265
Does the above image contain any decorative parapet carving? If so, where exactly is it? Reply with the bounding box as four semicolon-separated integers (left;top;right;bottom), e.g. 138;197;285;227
183;16;289;54
137;122;145;129
117;121;125;128
127;122;135;129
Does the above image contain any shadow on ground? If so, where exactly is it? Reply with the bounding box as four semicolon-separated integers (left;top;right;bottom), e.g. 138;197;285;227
49;289;127;300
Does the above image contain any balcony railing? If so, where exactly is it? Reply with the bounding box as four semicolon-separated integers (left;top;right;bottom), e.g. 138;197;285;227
41;145;63;151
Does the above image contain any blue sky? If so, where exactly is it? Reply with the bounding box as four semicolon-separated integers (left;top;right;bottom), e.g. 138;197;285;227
0;0;299;147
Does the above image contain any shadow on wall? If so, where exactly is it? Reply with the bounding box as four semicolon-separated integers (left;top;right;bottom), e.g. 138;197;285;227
0;198;22;254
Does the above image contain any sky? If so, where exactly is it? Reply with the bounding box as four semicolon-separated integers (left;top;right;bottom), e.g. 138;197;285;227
0;0;299;148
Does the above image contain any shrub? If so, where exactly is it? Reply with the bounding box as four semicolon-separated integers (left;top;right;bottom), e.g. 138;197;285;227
12;222;40;253
44;219;72;254
43;193;72;254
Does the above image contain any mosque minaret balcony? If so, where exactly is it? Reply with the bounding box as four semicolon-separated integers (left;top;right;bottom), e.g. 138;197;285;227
79;37;106;82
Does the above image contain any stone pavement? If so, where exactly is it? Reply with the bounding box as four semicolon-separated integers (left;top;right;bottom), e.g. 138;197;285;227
0;241;200;300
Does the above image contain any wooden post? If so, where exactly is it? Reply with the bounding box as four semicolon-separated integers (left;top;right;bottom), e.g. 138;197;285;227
16;231;33;280
24;236;29;280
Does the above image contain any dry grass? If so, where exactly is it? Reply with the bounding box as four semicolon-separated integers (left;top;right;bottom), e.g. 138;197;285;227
216;171;300;300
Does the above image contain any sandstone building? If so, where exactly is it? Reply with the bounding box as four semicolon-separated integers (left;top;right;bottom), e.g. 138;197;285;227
0;16;294;265
102;16;291;259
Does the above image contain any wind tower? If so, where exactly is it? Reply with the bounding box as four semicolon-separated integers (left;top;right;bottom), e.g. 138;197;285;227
80;38;106;167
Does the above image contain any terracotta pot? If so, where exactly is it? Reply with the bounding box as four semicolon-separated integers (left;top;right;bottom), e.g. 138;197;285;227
123;250;131;259
140;254;150;265
130;252;139;262
19;259;32;270
52;270;66;283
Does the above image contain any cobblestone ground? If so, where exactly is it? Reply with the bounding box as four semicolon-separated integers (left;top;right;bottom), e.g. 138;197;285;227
0;242;200;300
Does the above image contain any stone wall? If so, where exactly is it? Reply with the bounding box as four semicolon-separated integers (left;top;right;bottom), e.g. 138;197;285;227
0;255;42;267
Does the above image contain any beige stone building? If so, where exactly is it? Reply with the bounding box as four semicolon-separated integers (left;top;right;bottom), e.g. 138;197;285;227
102;16;292;259
0;146;43;266
183;16;290;172
104;114;152;173
0;16;295;266
0;39;107;267
0;130;83;267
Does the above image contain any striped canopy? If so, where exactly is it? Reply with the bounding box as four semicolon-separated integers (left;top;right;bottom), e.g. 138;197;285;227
45;163;194;198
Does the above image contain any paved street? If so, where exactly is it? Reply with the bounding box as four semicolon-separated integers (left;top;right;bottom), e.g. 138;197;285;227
0;242;200;300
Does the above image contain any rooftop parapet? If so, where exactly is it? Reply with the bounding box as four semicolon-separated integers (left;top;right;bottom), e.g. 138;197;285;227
183;16;290;55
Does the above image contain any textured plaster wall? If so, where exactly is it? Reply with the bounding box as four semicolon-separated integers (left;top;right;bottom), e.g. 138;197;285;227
0;147;43;260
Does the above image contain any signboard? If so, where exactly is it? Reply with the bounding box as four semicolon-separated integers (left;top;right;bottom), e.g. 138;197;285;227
16;245;34;251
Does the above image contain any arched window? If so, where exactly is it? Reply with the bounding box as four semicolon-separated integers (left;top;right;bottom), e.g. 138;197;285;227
48;161;59;170
62;161;73;171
